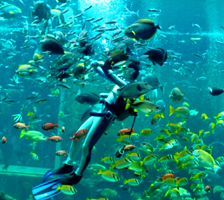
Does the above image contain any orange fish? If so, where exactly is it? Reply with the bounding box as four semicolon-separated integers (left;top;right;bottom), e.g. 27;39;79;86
14;123;29;129
56;150;68;156
42;121;59;131
70;128;88;141
1;136;7;144
117;128;134;136
47;136;62;142
158;174;175;181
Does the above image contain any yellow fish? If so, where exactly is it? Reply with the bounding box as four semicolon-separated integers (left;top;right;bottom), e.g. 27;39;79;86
56;185;77;195
97;169;120;182
169;105;190;118
151;113;164;125
140;128;152;136
193;149;221;173
124;178;142;186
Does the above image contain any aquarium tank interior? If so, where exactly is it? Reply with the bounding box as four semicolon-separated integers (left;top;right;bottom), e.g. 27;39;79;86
0;0;224;200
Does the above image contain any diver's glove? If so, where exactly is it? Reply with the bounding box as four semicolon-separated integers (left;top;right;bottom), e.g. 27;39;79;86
60;172;82;185
12;113;22;122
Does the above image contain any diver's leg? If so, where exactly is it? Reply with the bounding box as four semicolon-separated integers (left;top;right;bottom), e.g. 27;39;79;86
65;117;94;165
60;115;113;185
43;117;94;182
76;116;112;175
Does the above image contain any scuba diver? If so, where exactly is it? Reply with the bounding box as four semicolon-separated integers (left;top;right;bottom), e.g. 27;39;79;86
32;59;146;200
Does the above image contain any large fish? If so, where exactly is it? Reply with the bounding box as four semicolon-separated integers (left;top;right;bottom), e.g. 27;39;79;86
118;82;152;99
20;129;46;141
75;90;100;105
193;149;221;173
143;73;166;92
125;19;161;40
40;37;64;54
30;1;51;21
144;48;167;66
0;4;21;19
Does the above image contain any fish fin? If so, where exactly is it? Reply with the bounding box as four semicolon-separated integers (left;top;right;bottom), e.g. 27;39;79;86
159;82;167;93
155;24;162;30
125;99;132;110
20;129;26;138
136;10;140;18
139;94;144;101
169;106;175;116
213;165;221;173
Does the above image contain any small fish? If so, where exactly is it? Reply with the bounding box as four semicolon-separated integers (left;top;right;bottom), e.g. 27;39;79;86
34;99;47;104
97;169;120;182
101;156;115;164
111;158;133;170
117;128;134;136
169;106;190;118
1;136;7;144
70;128;88;141
47;136;62;142
124;178;142;186
56;150;68;156
61;126;65;132
14;123;29;129
93;17;104;23
83;5;92;12
42;122;59;131
126;99;160;115
169;87;184;102
140;129;152;136
56;184;77;195
30;152;38;160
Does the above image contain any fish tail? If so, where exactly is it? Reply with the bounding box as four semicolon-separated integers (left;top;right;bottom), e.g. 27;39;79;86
155;24;162;30
173;155;179;164
159;82;167;93
20;129;26;138
100;158;104;162
124;179;128;184
55;123;59;127
70;137;74;141
97;169;102;175
56;184;60;190
213;164;221;173
169;105;175;116
110;164;115;169
136;10;140;18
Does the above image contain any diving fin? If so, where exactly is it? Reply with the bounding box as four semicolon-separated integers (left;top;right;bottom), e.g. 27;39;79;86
32;177;62;200
42;169;53;183
42;164;74;183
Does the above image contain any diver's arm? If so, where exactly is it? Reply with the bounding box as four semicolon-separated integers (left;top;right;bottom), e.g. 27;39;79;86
92;60;128;87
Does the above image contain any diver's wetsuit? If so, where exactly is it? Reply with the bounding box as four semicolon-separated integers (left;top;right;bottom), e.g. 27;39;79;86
65;85;128;176
45;61;132;183
32;60;139;200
